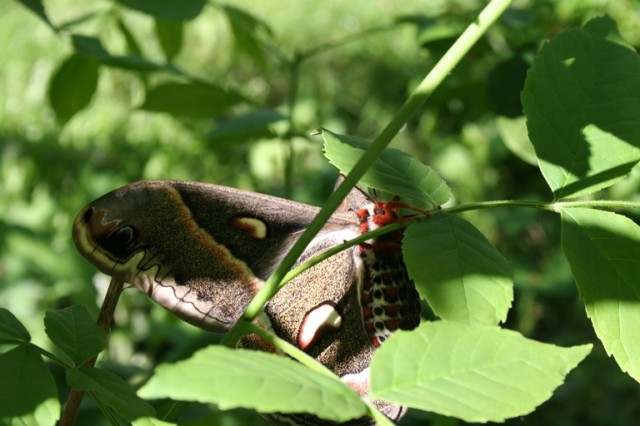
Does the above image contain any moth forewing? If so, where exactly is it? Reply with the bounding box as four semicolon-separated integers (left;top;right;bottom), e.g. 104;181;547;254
73;180;326;331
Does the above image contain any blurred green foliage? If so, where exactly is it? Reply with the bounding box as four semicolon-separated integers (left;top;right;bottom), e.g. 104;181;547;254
1;0;639;425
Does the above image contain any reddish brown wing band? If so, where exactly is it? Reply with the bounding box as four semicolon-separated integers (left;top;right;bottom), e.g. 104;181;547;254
72;180;420;425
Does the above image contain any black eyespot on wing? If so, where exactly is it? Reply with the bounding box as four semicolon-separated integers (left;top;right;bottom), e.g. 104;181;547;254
82;207;94;223
97;226;139;259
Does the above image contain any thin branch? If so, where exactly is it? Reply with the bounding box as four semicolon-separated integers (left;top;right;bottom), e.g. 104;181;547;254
58;278;124;426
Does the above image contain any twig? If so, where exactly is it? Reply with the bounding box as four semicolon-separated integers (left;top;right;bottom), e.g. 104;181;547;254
58;278;125;426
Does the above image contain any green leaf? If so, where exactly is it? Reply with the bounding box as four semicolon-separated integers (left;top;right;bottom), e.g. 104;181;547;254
15;0;56;31
221;5;272;66
132;418;176;426
561;207;640;381
141;82;246;118
522;16;640;199
155;19;183;62
322;129;451;210
67;367;156;421
0;345;60;425
116;17;144;58
403;213;513;325
0;308;31;343
208;109;285;143
71;34;112;58
496;116;538;166
370;321;592;422
71;34;173;72
114;0;206;21
44;305;107;366
48;53;99;125
139;346;368;423
417;22;464;48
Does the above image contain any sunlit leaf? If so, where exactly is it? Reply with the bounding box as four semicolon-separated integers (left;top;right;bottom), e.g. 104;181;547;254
322;129;451;210
561;207;640;381
522;16;640;199
371;321;591;422
139;346;368;422
404;213;513;325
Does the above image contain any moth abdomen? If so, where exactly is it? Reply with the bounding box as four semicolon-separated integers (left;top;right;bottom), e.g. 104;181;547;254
356;202;421;348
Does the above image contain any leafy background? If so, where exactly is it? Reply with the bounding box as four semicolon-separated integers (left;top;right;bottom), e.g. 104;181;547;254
1;0;640;425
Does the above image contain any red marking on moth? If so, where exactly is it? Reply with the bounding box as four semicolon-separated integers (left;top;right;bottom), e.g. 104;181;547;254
356;199;427;349
383;287;399;301
385;318;400;330
371;336;385;347
384;304;400;316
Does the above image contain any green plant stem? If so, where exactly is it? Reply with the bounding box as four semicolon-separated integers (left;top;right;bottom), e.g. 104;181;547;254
223;0;515;348
282;52;302;198
444;199;640;215
552;199;640;210
59;278;124;426
299;24;396;61
444;200;558;214
278;197;640;295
